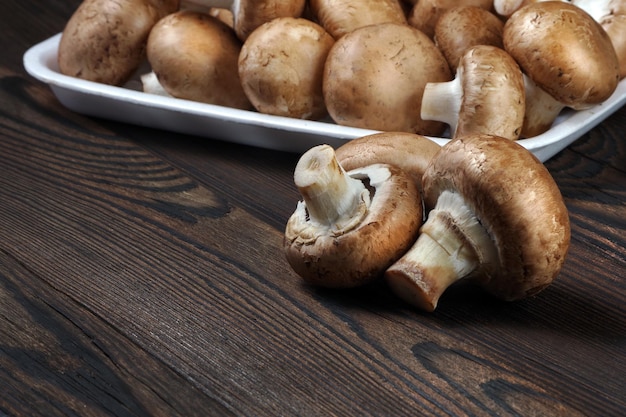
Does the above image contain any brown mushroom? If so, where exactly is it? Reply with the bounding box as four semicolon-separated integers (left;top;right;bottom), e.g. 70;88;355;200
284;144;422;288
238;17;335;120
493;0;554;18
58;0;180;86
385;134;571;311
503;1;620;110
309;0;407;39
323;22;452;136
420;45;525;140
434;6;504;73
181;0;306;41
573;0;626;79
146;10;251;109
408;0;493;39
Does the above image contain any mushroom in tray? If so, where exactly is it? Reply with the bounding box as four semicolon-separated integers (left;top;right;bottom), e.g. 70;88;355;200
57;0;180;86
420;45;526;141
284;144;423;289
385;134;571;312
503;1;621;137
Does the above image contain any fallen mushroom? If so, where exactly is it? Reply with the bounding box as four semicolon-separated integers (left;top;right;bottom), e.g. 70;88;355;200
503;1;620;110
238;17;335;120
408;0;493;39
420;45;525;140
284;144;422;288
58;0;180;86
309;0;407;39
181;0;306;41
385;134;571;312
433;6;504;73
323;22;451;136
146;10;251;110
572;0;626;79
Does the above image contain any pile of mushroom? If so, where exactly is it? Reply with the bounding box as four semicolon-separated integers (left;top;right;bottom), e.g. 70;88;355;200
57;0;623;139
284;133;571;311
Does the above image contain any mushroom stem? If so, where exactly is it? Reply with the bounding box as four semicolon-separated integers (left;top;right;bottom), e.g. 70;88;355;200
385;190;497;311
293;145;370;231
420;76;462;135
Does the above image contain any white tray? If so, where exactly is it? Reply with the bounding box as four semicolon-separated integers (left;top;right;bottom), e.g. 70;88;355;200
23;33;626;162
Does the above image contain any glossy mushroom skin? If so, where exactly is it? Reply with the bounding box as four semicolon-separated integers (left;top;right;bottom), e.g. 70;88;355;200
323;23;451;136
238;18;335;120
386;134;571;310
310;0;407;39
434;6;504;72
58;0;180;86
503;1;620;109
284;145;422;288
146;11;251;110
233;0;306;41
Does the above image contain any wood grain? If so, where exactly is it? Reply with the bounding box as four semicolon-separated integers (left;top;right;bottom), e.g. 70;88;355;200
1;0;625;415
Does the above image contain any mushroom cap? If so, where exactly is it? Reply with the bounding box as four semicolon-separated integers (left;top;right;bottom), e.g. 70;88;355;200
238;17;335;120
503;1;620;108
309;0;407;39
455;45;525;140
335;132;441;187
146;10;251;110
58;0;180;86
323;22;451;136
284;163;422;288
434;6;504;72
408;0;494;39
422;134;571;300
233;0;306;40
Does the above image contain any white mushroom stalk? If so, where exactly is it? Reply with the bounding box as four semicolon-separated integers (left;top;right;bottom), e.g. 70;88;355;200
293;145;370;234
386;190;498;312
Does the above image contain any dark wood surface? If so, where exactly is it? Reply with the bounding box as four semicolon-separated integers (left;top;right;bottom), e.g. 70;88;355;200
1;1;624;416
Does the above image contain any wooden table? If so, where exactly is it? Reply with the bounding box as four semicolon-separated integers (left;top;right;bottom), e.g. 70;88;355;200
2;1;624;416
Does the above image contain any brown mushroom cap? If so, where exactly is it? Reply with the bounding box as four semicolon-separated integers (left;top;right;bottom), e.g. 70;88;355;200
408;0;494;39
309;0;407;39
238;17;335;120
421;45;525;140
388;134;570;308
434;6;504;72
503;1;620;108
335;132;441;187
323;22;451;136
58;0;180;86
573;0;626;78
284;145;422;288
146;10;251;110
231;0;306;41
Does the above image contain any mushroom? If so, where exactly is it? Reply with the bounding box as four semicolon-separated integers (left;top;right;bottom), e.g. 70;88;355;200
385;134;571;312
146;10;251;110
433;6;504;73
284;144;422;288
323;22;452;136
238;17;335;120
503;1;620;110
335;132;441;188
58;0;180;86
420;45;525;140
308;0;407;39
407;0;494;39
572;0;626;79
520;75;567;137
181;0;306;41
